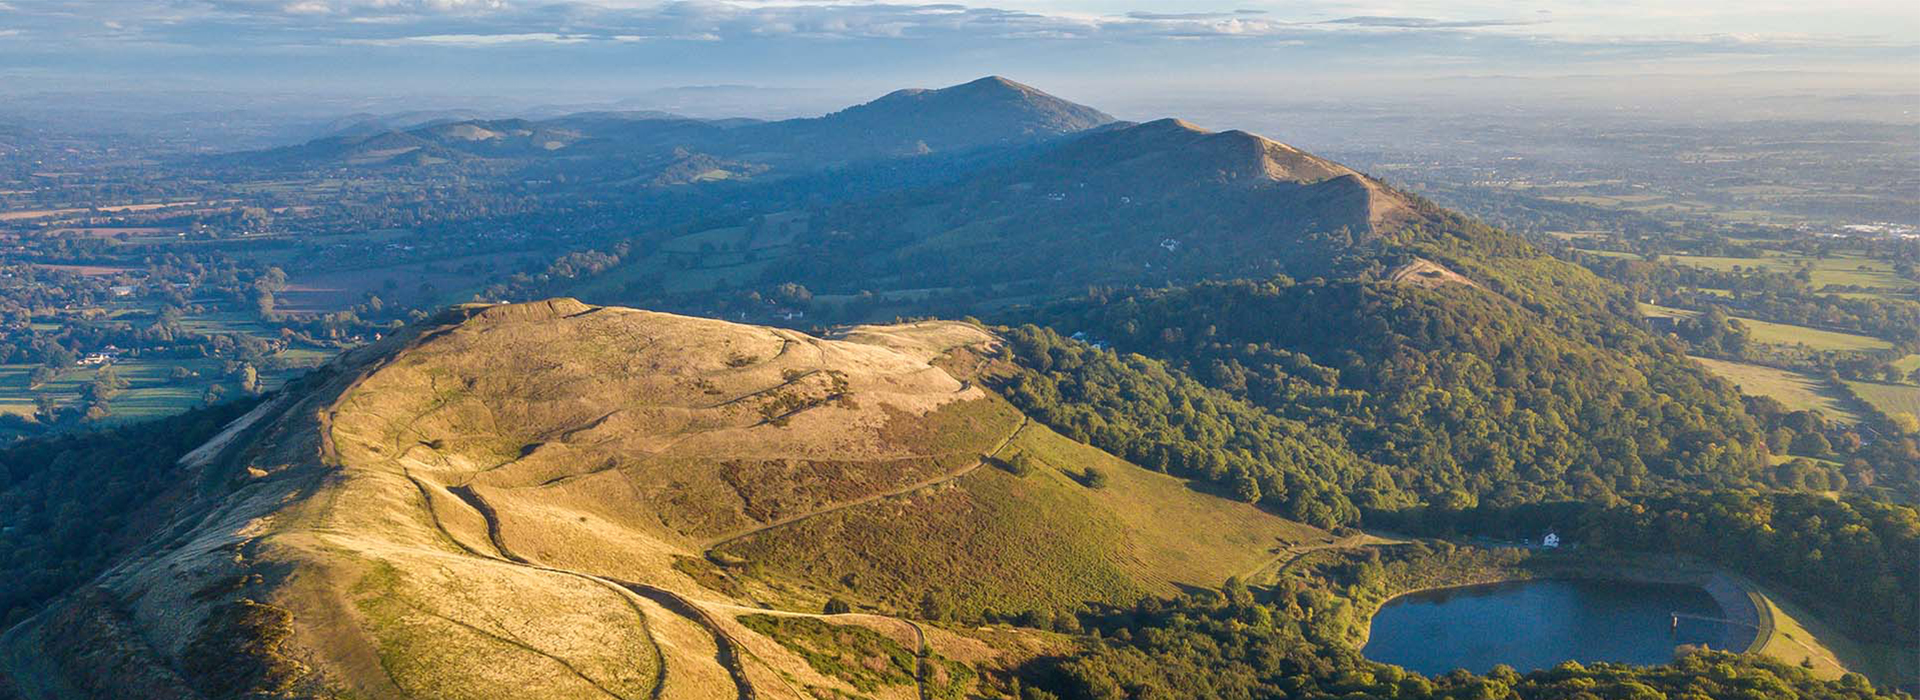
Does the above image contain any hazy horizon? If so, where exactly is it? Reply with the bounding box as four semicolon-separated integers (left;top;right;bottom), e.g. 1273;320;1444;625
1;1;1915;129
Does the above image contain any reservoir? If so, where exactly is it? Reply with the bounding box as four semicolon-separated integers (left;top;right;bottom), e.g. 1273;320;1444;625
1362;579;1752;675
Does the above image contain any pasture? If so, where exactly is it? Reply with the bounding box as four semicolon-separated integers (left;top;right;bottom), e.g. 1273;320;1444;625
1689;356;1861;423
0;350;325;427
32;263;136;277
1843;381;1920;421
276;250;537;313
1734;316;1892;351
1664;252;1915;297
1640;304;1890;351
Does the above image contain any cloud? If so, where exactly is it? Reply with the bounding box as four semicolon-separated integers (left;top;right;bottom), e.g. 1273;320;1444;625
1322;15;1545;30
3;0;1911;67
1125;10;1268;21
208;0;509;16
346;31;592;45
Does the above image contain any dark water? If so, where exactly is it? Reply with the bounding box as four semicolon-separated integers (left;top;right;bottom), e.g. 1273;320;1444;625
1362;579;1748;675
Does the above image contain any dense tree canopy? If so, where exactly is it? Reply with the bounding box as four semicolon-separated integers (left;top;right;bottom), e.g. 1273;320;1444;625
0;400;259;627
1016;277;1775;510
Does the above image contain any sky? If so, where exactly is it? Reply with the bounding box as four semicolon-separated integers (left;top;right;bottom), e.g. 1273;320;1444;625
0;0;1915;118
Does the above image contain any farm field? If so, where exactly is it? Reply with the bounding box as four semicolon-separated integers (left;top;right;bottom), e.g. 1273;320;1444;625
276;250;538;312
1688;356;1861;423
1843;380;1920;421
0;199;237;222
1662;252;1916;296
1640;304;1891;351
1736;316;1892;351
0;349;325;428
1638;302;1693;319
31;263;136;277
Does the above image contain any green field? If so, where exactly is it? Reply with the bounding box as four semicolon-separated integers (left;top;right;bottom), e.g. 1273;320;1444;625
1637;302;1693;319
0;350;323;427
1689;356;1861;423
1735;316;1892;351
1574;248;1644;260
1844;380;1920;421
1664;252;1916;296
658;226;749;254
1640;304;1891;351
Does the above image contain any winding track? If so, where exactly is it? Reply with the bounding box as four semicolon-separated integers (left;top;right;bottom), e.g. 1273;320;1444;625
327;359;676;700
326;315;1012;699
702;416;1029;553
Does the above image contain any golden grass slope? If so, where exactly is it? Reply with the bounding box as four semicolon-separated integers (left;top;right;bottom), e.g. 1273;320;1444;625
3;299;1329;699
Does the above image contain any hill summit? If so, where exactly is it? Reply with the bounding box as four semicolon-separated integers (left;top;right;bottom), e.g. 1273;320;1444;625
833;75;1116;139
222;76;1115;170
0;299;1324;699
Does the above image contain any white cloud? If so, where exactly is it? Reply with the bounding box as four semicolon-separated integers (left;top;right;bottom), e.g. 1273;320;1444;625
347;31;589;44
7;0;1914;62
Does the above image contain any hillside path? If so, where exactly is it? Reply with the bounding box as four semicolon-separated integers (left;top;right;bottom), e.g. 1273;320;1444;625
1241;531;1402;586
702;416;1028;552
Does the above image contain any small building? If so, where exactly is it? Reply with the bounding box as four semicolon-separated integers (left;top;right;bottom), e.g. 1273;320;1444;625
1542;532;1562;549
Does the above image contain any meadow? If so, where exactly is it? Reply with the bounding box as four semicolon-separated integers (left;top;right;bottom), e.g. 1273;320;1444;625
276;250;539;313
1688;356;1861;424
1736;316;1892;351
1664;252;1915;297
1843;381;1920;421
1641;303;1891;351
0;347;327;429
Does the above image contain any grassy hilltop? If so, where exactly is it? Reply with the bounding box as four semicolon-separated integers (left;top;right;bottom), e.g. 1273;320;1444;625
0;299;1331;699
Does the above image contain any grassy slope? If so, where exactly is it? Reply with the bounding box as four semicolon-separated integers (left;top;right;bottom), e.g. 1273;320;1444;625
1844;380;1920;419
1748;582;1917;685
4;300;1330;699
715;419;1326;618
1689;355;1862;423
1640;303;1891;351
1736;316;1892;352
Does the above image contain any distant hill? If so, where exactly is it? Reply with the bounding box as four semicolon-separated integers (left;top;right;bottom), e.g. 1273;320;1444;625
737;75;1115;163
698;117;1416;298
216;76;1114;173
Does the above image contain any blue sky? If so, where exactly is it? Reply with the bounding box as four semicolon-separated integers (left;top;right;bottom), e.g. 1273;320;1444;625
1;1;1914;110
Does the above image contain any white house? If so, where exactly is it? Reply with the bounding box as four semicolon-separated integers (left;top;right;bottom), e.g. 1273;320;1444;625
1542;532;1562;549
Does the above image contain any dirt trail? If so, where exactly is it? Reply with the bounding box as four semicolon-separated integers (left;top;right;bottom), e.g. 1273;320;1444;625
612;582;759;700
439;485;701;700
903;619;932;700
337;381;671;700
703;416;1028;552
1241;532;1396;585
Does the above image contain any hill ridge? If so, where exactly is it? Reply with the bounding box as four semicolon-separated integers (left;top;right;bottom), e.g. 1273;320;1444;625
0;299;1328;698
